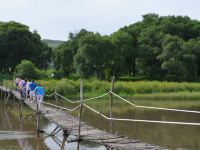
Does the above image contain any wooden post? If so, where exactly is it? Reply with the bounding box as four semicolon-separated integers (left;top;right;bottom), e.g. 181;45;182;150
54;89;58;105
109;76;115;133
78;79;83;141
0;91;2;98
4;92;10;109
35;93;39;112
4;92;7;101
61;131;68;150
35;93;40;137
19;99;23;121
13;94;15;102
36;111;41;137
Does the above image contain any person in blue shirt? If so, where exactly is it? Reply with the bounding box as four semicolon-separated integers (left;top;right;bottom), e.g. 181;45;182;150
34;84;45;107
29;80;37;102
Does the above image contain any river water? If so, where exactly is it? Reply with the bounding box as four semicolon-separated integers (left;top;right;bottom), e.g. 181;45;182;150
0;100;106;150
1;98;200;150
81;100;200;150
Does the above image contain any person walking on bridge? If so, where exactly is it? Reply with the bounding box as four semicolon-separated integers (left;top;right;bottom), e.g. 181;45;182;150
34;84;44;108
29;80;36;102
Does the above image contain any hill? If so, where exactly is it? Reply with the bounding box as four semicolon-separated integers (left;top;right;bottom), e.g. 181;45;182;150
42;39;64;49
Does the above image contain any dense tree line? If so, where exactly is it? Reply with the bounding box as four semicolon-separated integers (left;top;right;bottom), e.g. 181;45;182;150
53;14;200;81
2;14;200;81
0;21;52;74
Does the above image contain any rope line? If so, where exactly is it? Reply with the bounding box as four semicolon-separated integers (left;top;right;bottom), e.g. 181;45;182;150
54;92;75;103
43;101;80;111
73;92;109;103
83;103;200;126
110;91;200;114
54;92;109;103
45;92;55;97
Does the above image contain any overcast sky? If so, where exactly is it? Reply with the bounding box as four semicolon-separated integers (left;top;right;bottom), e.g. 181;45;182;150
0;0;200;40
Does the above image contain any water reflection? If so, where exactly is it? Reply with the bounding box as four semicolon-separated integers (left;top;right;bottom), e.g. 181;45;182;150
81;103;200;150
4;95;200;150
0;100;106;150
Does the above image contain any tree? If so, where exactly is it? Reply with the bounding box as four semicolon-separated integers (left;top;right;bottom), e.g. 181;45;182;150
0;21;52;74
158;35;197;79
15;60;38;79
110;29;137;76
53;41;74;76
74;33;114;79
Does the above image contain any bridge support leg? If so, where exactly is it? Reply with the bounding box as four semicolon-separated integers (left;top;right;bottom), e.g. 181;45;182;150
0;91;3;98
19;100;23;121
4;92;7;101
60;130;68;150
4;92;10;110
13;94;15;102
78;80;83;141
36;111;41;137
50;125;59;136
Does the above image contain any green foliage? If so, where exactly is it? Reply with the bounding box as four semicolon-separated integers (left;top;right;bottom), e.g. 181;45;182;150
15;60;38;79
3;14;200;81
55;79;77;96
0;22;52;74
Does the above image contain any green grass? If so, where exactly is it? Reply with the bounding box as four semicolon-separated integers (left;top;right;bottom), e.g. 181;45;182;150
36;79;200;100
3;78;200;98
3;78;200;116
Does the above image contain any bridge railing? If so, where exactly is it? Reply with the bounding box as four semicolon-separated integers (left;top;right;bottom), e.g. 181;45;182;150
43;83;200;126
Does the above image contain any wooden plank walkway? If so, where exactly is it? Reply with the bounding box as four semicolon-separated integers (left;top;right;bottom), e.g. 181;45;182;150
0;86;168;150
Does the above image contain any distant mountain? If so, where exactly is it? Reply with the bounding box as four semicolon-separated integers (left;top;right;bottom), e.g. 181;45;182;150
42;39;64;49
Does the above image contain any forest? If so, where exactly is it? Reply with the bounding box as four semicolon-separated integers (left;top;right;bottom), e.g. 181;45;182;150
1;13;200;81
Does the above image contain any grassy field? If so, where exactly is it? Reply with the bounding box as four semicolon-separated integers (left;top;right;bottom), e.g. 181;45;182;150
3;78;200;100
35;79;200;100
2;78;200;114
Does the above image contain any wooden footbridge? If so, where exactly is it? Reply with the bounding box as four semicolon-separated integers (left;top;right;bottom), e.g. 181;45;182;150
2;79;200;150
0;84;168;150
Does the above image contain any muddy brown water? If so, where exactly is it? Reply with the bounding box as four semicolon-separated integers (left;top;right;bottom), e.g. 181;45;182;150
81;102;200;150
0;100;106;150
1;98;200;150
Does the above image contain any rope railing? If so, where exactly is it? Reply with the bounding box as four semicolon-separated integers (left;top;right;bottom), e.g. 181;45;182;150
54;92;75;103
45;92;55;97
46;90;200;115
110;91;200;114
43;101;80;112
3;83;200;126
83;103;200;126
54;92;109;103
73;92;110;103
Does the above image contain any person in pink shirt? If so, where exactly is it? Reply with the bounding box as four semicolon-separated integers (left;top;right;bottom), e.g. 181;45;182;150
18;79;26;99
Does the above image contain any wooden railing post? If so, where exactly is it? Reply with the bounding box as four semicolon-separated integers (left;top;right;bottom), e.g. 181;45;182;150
35;93;41;137
109;76;115;133
19;99;23;121
78;79;83;141
54;89;58;105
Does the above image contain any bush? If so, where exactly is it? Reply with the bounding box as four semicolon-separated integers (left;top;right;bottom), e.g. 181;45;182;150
15;60;38;79
55;79;78;96
36;69;48;79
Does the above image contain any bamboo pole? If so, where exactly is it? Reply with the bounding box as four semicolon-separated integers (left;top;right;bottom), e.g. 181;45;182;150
19;99;23;121
35;93;40;137
54;89;58;105
109;76;115;133
78;79;83;141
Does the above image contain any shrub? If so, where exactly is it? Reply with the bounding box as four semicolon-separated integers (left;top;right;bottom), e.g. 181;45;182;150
15;60;38;79
55;79;77;96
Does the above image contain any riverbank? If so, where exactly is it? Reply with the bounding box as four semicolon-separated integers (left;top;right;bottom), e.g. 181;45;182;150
3;78;200;101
